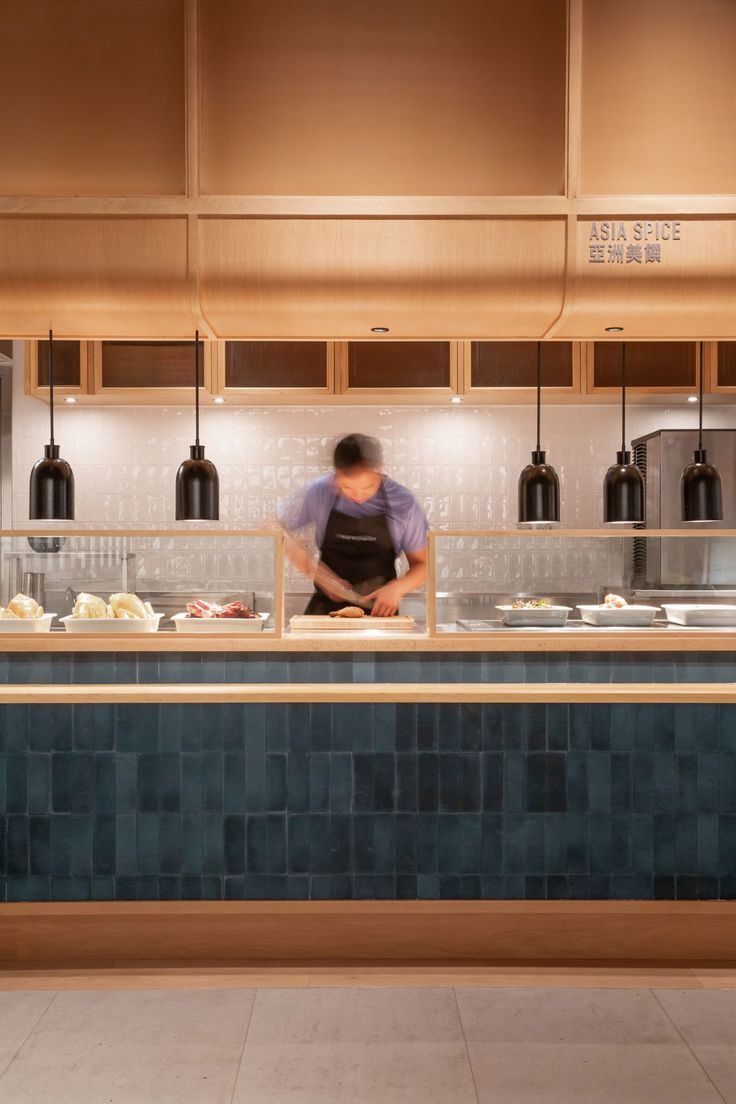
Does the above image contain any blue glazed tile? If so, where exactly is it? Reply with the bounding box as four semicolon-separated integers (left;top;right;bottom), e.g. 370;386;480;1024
158;876;181;900
525;875;546;898
653;813;676;873
29;816;50;875
396;756;417;812
544;814;567;873
546;753;567;813
481;753;503;812
416;754;439;812
524;753;546;813
610;704;635;751
91;876;115;900
93;814;115;875
588;752;611;812
31;705;73;752
696;705;719;753
181;815;203;875
502;707;524;751
481;705;504;751
503;876;525;899
612;874;653;899
94;755;116;814
546;875;569;899
503;814;526;874
438;705;461;750
481;815;503;875
590;707;611;751
49;815;70;874
309;704;331;752
654;876;676;899
457;814;481;875
287;705;310;752
309;754;330;813
329;814;351;873
676;754;698;812
396;874;417;898
697;753;719;813
201;752;224;811
215;704;245;751
352;655;376;685
395;704;417;752
416;874;439;899
224;815;245;873
307;816;330;874
697;813;719;875
719;706;736;753
244;704;267;753
6;755;28;814
115;705;159;753
116;876;138;900
588;815;611;874
395;813;417;872
137;754;160;813
524;816;545;873
286;754;309;813
159;754;181;813
224;752;246;814
244;753;267;812
481;876;505;899
137;815;159;875
266;705;288;752
524;654;548;685
416;656;440;685
113;656;137;684
416;814;438;875
27;753;50;814
720;755;736;812
630;814;654;873
287;814;310;874
674;704;697;753
611;752;632;813
675;813;698;872
353;817;374;874
373;704;396;752
7;876;50;901
610;815;631;871
158;815;182;875
115;814;137;875
437;816;460;874
328;753;351;813
504;751;526;813
417;705;438;752
0;706;29;752
459;703;482;751
546;704;569;751
566;813;589;874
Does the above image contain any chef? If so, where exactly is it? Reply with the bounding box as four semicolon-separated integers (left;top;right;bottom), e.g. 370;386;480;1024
279;433;428;616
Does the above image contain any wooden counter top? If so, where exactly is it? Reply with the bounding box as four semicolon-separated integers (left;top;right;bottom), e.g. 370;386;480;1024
0;629;734;652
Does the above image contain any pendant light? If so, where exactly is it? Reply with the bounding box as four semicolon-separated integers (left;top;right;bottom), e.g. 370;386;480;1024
175;330;219;520
681;341;722;522
518;342;560;525
603;342;645;525
29;329;75;520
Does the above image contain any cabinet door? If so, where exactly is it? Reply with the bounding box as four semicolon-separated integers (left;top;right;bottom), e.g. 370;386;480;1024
466;341;578;400
340;341;457;402
25;340;89;399
92;341;214;402
588;341;697;394
221;341;333;401
714;342;736;393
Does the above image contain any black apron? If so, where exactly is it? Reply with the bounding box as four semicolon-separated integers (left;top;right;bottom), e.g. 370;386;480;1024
304;481;398;615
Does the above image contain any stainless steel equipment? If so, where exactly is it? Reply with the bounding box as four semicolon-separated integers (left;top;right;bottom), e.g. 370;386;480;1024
630;429;736;590
21;571;46;608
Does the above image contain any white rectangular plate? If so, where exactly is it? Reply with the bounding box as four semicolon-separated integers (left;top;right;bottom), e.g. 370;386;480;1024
578;605;660;627
290;614;415;632
496;605;572;628
0;613;56;633
171;612;269;633
663;604;736;627
61;614;164;633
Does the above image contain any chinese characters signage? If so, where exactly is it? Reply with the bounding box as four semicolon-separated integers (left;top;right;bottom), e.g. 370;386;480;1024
587;221;682;266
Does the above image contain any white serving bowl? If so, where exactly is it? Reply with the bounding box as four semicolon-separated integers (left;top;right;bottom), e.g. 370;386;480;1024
61;614;164;634
577;604;660;627
662;604;736;628
0;613;56;633
171;612;269;633
496;605;572;628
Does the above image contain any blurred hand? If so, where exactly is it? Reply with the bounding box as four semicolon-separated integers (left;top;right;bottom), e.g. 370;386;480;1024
366;580;404;617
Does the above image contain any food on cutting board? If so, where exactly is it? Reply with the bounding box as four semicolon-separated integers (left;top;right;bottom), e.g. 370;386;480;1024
0;593;45;619
186;599;257;619
329;606;366;619
511;598;550;609
603;594;628;609
71;592;156;619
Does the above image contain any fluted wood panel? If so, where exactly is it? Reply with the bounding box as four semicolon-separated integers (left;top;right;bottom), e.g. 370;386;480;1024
0;0;185;196
198;218;567;337
0;218;195;338
581;0;736;195
199;0;567;196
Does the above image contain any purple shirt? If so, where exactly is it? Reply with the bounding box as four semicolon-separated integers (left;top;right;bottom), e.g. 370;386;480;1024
279;474;428;555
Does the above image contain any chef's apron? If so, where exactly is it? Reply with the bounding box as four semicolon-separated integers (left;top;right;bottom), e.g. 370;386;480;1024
304;481;398;615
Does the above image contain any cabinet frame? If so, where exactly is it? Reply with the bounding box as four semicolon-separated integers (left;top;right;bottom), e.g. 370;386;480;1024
215;340;337;403
90;340;216;404
25;340;91;401
583;340;701;401
459;340;583;404
708;340;736;395
334;340;462;404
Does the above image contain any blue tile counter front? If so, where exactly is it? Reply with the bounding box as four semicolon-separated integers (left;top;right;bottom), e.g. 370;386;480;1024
1;650;735;902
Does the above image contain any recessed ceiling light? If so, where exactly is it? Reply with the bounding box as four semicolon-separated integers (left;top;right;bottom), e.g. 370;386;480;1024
213;396;225;404
371;326;390;333
687;396;698;403
605;326;624;333
64;397;77;404
450;396;463;404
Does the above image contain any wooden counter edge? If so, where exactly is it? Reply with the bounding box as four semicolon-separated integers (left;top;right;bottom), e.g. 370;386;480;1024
2;901;735;967
0;682;735;704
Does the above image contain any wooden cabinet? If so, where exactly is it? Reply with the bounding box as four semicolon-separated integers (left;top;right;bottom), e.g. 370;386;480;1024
25;339;90;400
90;341;215;403
218;341;334;401
713;342;736;393
463;341;579;402
586;341;698;396
338;341;458;400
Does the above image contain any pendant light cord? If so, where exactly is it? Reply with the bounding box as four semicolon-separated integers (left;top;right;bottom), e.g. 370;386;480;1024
536;341;542;453
48;328;55;447
620;342;626;455
194;329;200;447
698;339;704;451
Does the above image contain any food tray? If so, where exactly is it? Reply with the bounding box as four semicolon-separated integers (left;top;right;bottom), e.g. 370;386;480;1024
662;604;736;627
60;614;164;634
496;606;572;628
577;605;660;627
290;614;415;632
0;613;56;633
171;612;269;633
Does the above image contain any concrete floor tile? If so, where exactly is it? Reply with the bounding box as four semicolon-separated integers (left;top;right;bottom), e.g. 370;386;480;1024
656;989;736;1044
0;992;56;1076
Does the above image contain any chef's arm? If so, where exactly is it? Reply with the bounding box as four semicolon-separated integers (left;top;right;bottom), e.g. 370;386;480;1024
281;527;318;579
367;549;427;617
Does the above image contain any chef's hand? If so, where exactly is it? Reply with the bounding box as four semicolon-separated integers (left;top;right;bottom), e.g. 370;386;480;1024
366;580;404;617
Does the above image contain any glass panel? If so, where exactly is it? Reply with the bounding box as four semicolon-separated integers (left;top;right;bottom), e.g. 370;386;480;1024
225;342;327;388
3;533;277;630
717;342;736;387
347;342;450;389
593;342;696;388
471;342;573;388
100;342;196;388
37;340;81;387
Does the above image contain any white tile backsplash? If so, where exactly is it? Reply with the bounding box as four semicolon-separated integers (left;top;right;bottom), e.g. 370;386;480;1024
10;347;736;593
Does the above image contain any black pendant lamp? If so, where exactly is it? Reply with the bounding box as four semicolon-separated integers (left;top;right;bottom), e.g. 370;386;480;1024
518;342;560;525
29;329;75;520
603;342;645;524
681;341;722;523
175;330;219;520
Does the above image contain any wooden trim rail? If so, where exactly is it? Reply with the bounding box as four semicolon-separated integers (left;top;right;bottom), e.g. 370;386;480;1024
0;683;734;705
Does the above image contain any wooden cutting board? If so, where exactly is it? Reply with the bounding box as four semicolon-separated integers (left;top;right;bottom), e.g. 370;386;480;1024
290;614;415;632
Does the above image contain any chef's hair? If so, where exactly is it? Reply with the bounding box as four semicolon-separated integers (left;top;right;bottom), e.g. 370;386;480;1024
333;433;383;472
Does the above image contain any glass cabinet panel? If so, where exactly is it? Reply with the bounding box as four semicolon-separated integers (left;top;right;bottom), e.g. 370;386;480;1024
225;341;329;389
470;341;573;388
591;341;696;390
347;341;451;389
99;342;197;389
37;340;82;388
